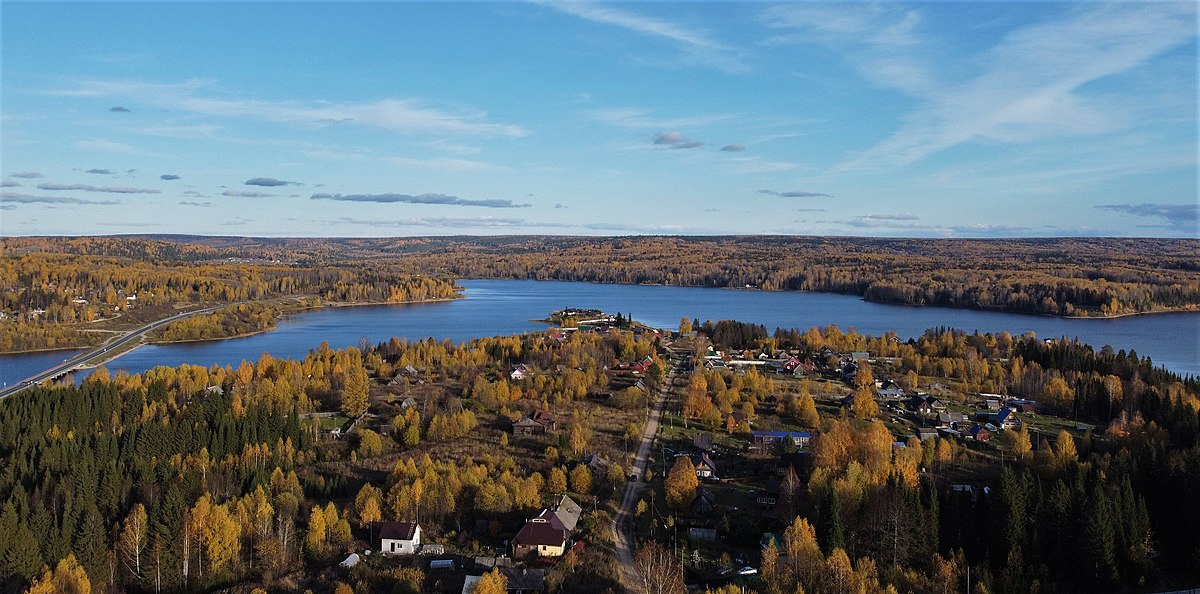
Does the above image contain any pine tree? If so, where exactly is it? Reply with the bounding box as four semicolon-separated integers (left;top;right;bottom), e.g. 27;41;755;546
73;504;107;586
4;522;44;581
818;488;845;555
1081;482;1118;588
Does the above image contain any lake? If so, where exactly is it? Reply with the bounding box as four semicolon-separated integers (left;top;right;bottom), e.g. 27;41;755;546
1;279;1196;385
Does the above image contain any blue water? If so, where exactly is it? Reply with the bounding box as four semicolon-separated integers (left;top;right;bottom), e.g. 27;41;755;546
1;280;1196;384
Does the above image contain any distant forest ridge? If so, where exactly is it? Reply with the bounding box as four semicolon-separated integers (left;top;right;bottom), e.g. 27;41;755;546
5;235;1200;318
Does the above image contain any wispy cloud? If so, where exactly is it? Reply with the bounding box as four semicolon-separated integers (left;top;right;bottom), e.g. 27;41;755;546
109;106;131;113
548;2;730;50
160;174;181;180
38;182;159;194
580;221;689;234
856;213;918;222
75;138;143;155
179;201;212;207
653;131;703;149
9;172;44;179
590;107;734;129
811;3;1199;168
222;190;275;198
728;158;798;174
389;157;510;173
1;192;120;205
340;216;540;228
245;177;301;187
1096;202;1198;232
719;144;746;152
58;79;527;138
759;189;832;198
1;179;21;187
85;168;114;175
313;193;530;208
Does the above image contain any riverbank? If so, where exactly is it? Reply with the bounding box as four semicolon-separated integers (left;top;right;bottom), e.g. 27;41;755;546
66;294;466;369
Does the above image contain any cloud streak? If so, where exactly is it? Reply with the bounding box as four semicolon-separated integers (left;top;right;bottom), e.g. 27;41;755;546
160;174;181;180
37;182;160;194
843;3;1194;167
245;177;301;187
759;189;832;198
222;190;276;198
314;192;530;208
1;192;120;205
340;216;542;228
548;2;730;50
59;79;527;138
719;144;746;152
1096;202;1198;231
9;172;43;179
590;107;734;130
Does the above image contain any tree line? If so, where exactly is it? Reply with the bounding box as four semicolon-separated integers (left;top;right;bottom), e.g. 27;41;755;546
9;235;1199;319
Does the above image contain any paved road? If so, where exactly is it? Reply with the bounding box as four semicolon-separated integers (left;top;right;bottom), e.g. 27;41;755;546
613;352;684;592
0;304;226;399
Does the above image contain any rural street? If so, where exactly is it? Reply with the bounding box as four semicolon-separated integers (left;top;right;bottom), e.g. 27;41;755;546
613;352;684;592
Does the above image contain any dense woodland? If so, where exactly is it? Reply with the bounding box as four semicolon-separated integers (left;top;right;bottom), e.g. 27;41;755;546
0;326;661;593
6;235;1198;319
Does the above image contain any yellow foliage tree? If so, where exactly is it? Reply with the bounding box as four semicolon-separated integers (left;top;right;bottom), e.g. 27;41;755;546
569;464;593;495
853;387;878;420
665;456;698;509
549;466;568;494
797;391;820;428
472;568;508;594
340;365;370;417
1054;429;1078;467
25;554;91;594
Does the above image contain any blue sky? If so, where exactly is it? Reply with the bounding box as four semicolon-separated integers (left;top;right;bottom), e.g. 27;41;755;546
2;1;1196;237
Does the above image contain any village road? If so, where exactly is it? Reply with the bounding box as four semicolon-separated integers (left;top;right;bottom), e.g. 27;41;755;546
612;351;684;592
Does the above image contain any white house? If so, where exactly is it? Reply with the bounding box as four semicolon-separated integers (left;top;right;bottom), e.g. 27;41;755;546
380;521;422;555
511;364;531;381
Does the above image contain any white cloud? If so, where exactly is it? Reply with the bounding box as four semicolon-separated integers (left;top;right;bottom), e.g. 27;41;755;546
837;3;1196;167
56;79;527;138
548;2;731;51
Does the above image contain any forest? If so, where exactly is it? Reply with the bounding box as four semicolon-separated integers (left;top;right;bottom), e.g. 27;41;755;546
0;326;662;593
6;235;1198;319
0;309;1195;592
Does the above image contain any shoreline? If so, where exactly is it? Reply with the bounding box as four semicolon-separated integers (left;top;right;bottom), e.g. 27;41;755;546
456;277;1200;321
26;294;465;365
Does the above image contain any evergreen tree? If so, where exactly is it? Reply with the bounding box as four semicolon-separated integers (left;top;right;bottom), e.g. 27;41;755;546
73;503;108;585
5;522;44;582
1081;481;1118;588
818;487;845;555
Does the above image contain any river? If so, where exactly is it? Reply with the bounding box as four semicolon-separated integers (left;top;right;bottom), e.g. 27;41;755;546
1;279;1196;385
